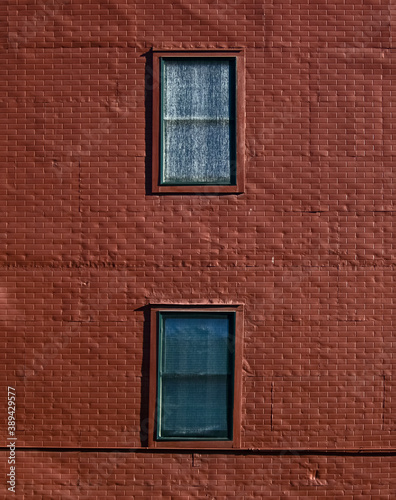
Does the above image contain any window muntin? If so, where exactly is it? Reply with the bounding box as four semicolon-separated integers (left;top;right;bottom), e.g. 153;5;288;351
161;58;236;186
157;312;235;440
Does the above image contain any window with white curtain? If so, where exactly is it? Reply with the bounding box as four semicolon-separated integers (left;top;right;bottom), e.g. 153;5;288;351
152;51;244;194
161;58;236;186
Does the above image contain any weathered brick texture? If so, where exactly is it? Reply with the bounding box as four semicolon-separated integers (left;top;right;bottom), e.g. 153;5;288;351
1;0;395;497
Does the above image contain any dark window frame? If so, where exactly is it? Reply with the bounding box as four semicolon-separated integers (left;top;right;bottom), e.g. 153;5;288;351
148;304;243;449
151;50;245;194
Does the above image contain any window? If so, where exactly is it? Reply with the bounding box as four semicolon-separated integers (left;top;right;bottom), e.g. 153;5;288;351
152;50;245;194
149;305;243;448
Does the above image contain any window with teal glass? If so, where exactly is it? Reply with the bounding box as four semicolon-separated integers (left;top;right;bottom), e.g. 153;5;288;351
161;58;236;186
156;312;235;440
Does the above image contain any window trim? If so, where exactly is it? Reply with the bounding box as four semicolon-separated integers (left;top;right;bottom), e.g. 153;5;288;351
151;50;245;194
148;304;243;449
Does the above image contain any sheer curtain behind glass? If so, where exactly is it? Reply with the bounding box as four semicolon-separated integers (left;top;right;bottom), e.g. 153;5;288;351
162;59;235;185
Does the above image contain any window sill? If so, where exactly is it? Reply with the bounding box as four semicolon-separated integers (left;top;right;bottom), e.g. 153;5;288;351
152;184;244;195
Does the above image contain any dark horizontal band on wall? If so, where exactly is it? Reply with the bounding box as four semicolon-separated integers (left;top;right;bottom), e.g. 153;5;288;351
2;447;396;457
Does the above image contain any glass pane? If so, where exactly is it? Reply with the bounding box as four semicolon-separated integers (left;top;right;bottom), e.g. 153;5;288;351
162;315;231;375
163;120;231;184
157;313;234;440
161;59;235;185
163;59;231;120
160;375;230;438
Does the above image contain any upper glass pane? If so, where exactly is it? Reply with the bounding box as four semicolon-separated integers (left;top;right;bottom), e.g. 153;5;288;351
163;59;232;120
161;58;236;185
161;314;232;375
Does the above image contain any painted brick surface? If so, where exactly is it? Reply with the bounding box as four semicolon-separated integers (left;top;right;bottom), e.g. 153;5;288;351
0;451;396;499
1;0;395;497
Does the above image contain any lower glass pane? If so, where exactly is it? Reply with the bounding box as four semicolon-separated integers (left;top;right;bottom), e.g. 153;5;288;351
159;375;230;439
162;120;232;185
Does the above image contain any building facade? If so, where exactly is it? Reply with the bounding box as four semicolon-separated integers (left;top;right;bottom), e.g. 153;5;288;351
1;0;395;497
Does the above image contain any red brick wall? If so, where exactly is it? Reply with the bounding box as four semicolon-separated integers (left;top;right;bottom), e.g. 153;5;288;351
1;0;395;497
1;451;395;499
